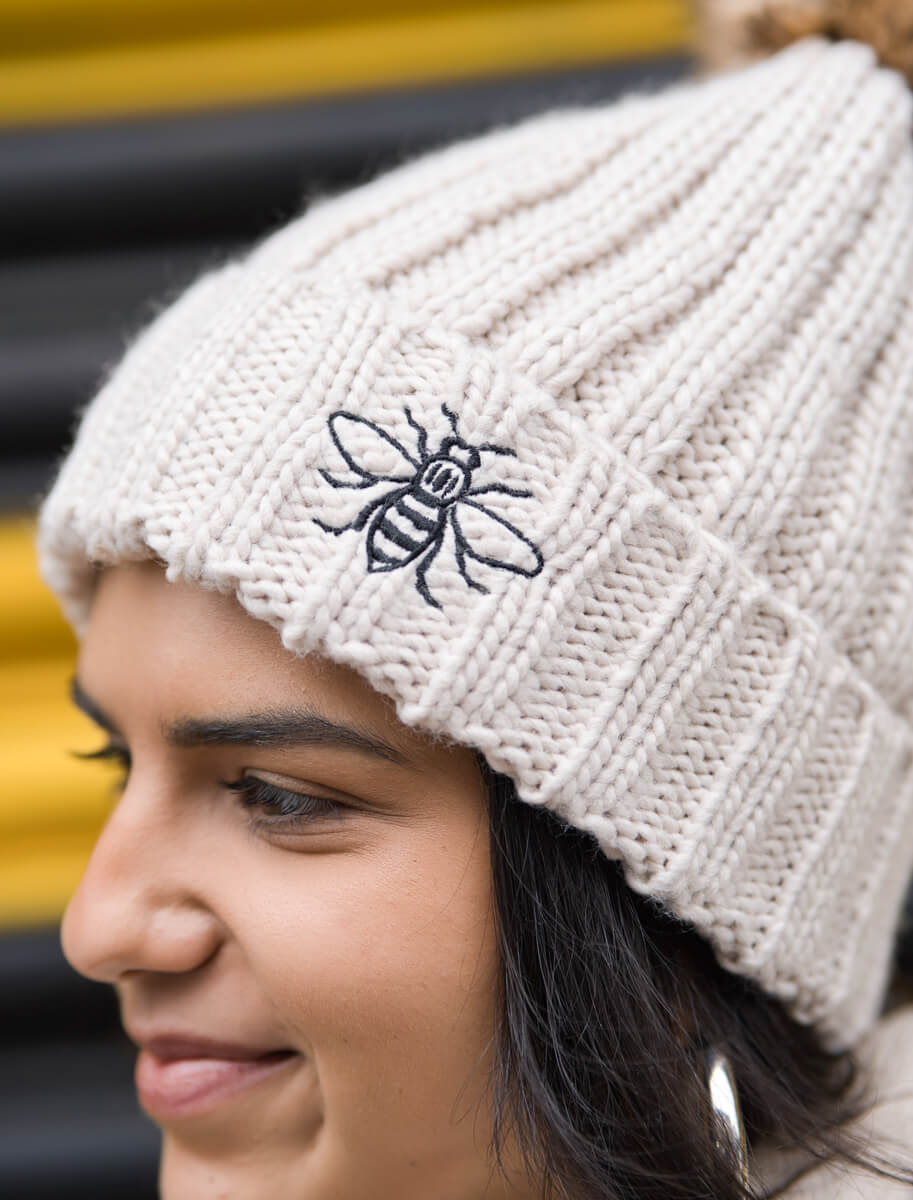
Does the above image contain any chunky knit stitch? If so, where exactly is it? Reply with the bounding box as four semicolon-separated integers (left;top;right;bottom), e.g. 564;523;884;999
38;37;913;1049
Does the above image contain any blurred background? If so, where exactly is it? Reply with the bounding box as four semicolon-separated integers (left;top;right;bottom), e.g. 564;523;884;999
0;2;697;1195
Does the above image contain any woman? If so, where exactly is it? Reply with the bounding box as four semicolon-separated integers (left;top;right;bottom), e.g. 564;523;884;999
37;2;913;1196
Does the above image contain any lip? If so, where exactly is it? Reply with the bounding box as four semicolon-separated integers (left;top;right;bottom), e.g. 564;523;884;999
132;1034;300;1120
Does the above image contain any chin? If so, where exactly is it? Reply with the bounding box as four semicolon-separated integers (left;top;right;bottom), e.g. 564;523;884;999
158;1135;302;1200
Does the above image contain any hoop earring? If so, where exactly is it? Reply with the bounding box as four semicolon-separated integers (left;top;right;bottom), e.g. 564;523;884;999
705;1048;750;1187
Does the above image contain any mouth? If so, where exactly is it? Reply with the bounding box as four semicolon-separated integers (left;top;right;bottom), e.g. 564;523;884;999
133;1037;301;1120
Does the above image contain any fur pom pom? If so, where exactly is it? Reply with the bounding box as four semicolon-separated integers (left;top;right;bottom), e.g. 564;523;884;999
693;0;913;86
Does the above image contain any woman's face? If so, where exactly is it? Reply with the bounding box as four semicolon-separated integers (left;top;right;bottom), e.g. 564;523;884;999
64;561;537;1200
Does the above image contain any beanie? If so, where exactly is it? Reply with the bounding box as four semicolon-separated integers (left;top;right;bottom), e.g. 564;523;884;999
37;22;913;1050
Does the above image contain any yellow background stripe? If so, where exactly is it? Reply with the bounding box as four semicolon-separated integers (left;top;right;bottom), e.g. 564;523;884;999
0;0;691;126
1;1;471;53
0;519;106;928
0;518;76;659
0;830;102;928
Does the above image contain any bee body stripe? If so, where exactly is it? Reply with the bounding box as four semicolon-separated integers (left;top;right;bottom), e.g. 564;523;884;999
397;496;438;533
369;543;399;565
413;484;449;508
378;515;423;553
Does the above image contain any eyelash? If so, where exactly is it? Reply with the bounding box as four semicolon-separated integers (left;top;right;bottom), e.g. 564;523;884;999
220;776;342;825
72;742;130;791
72;742;344;827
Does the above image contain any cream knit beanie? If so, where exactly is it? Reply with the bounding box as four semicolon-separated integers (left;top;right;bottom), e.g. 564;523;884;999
38;26;913;1050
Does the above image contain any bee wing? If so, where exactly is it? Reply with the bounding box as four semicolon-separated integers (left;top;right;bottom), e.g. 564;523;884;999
324;412;418;484
454;500;543;578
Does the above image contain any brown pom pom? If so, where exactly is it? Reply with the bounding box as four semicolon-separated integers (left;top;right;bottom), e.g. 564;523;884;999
693;0;913;87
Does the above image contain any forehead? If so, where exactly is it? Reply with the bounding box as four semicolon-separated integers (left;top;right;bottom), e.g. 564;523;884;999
77;561;426;759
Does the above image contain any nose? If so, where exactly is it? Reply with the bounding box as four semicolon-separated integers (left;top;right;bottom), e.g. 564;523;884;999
61;770;222;984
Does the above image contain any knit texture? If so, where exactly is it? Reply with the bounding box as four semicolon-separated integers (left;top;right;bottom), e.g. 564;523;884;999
38;38;913;1049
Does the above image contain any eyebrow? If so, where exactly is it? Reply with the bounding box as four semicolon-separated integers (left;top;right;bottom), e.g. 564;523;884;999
69;676;410;765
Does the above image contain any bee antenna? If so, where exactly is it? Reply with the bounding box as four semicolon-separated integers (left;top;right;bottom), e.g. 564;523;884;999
440;403;459;434
478;442;516;458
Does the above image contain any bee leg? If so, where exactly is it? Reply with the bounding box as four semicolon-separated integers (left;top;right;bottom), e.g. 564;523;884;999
414;536;446;609
313;517;350;534
451;511;490;595
403;406;429;459
467;483;532;499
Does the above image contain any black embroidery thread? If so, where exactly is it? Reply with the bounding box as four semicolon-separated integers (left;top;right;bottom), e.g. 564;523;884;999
315;404;543;608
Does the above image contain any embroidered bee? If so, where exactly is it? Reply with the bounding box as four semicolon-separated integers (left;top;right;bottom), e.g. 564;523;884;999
314;404;543;608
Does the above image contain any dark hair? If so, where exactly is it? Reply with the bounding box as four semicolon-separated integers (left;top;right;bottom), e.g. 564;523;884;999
484;762;913;1200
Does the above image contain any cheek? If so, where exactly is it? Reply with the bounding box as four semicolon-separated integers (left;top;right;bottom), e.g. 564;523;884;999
232;825;499;1123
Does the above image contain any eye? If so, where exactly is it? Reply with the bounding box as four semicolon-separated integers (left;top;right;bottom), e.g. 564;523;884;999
71;741;131;793
221;776;344;828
